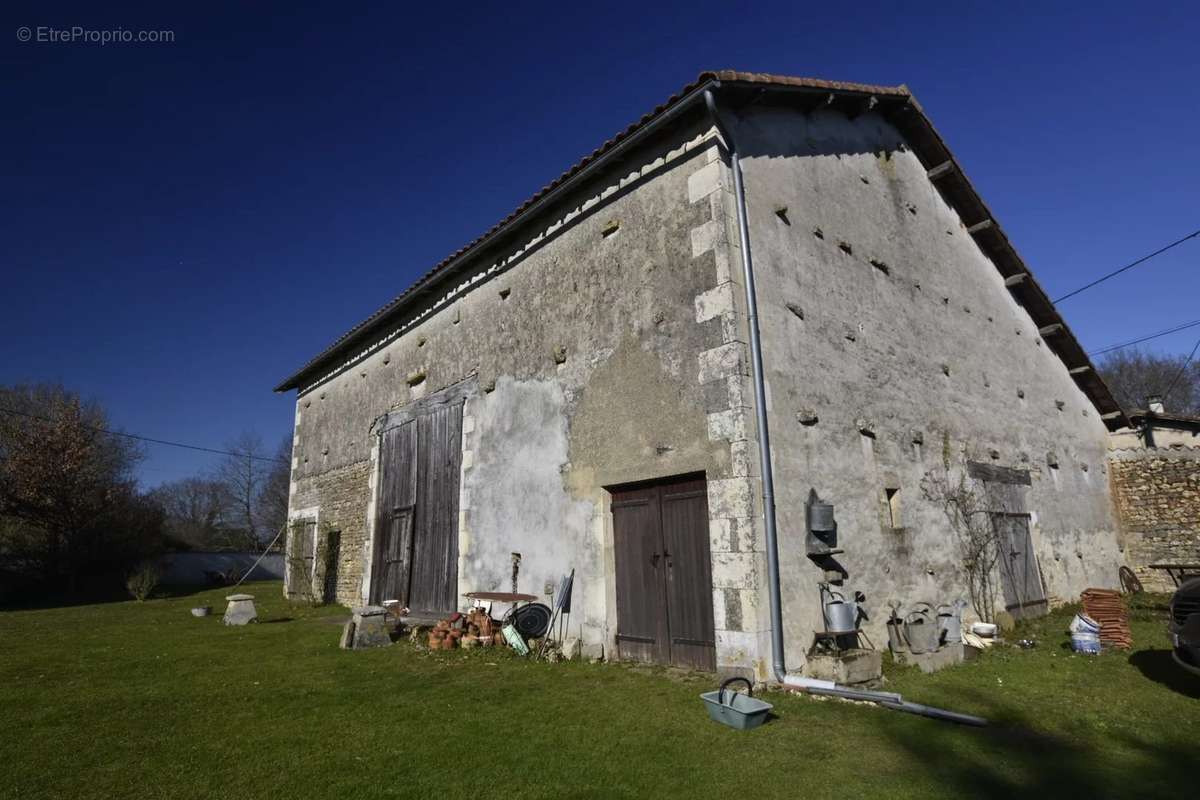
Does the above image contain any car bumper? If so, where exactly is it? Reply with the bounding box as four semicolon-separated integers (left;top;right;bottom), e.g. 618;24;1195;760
1170;630;1200;676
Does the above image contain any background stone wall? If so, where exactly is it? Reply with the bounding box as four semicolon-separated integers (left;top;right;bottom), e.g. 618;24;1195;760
1109;447;1200;592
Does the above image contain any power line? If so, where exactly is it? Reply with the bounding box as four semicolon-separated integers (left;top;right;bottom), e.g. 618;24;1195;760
1053;227;1200;303
1089;317;1200;356
0;406;289;464
1161;335;1200;403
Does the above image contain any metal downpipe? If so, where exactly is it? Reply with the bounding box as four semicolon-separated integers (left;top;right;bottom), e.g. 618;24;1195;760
701;86;988;727
703;87;787;683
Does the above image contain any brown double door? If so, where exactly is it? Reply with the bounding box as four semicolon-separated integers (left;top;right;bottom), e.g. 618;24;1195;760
611;475;716;671
370;401;462;615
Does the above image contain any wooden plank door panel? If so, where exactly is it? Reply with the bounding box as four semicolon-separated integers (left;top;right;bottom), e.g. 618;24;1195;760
371;421;417;605
376;508;414;604
660;479;717;671
611;487;671;665
407;402;462;615
995;514;1047;619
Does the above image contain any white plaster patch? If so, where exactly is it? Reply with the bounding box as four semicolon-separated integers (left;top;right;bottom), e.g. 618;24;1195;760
461;377;595;602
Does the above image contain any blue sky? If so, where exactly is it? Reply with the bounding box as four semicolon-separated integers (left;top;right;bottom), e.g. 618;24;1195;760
4;1;1197;488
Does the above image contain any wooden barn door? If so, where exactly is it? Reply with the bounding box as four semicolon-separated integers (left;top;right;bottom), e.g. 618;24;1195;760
371;401;462;614
970;461;1048;621
612;475;716;670
995;514;1048;619
407;404;462;614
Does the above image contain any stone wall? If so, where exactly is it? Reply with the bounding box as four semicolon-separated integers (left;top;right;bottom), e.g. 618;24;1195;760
287;459;371;605
285;118;751;665
730;103;1123;667
281;97;1130;677
1109;447;1200;592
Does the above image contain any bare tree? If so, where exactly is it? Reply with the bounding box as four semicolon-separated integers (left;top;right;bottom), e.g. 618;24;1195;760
213;432;272;550
147;477;230;549
1097;348;1199;415
256;436;292;547
921;468;1003;623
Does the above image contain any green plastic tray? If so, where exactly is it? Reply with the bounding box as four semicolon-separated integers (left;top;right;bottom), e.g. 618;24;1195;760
700;689;773;730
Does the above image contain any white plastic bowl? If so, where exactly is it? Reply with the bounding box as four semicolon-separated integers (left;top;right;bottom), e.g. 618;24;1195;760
972;622;998;637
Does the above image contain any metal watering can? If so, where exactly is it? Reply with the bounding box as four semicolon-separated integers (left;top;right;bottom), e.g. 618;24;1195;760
823;590;858;634
904;602;941;654
937;601;964;645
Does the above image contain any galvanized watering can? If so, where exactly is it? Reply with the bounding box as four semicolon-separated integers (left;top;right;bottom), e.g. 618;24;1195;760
823;591;858;634
700;677;773;730
937;602;964;645
904;603;941;654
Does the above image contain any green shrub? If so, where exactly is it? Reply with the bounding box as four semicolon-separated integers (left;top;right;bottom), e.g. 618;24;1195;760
125;561;160;602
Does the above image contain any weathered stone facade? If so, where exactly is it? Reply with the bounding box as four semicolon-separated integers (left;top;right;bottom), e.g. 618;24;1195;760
278;75;1130;680
730;103;1123;663
1109;447;1200;591
287;459;371;603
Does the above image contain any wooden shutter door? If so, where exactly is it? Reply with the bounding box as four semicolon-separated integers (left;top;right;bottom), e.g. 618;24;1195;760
371;421;417;605
290;521;315;594
996;514;1047;619
612;485;671;665
407;402;463;615
660;477;716;671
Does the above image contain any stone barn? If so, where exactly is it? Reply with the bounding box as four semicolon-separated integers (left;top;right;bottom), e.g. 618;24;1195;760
275;71;1129;680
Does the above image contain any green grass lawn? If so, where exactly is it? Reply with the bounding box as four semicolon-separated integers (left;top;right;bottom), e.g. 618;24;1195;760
1;582;1196;799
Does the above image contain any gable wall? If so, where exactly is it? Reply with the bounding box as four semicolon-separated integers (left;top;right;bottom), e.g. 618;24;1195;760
732;105;1122;664
286;120;764;668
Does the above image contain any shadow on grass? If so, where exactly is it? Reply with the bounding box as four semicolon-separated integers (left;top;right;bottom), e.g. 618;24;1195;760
881;688;1193;797
1129;649;1200;699
0;581;211;612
